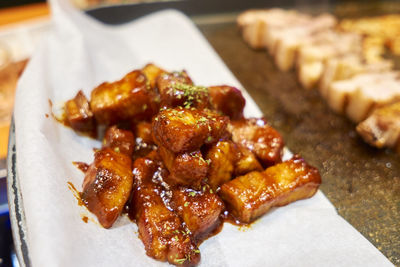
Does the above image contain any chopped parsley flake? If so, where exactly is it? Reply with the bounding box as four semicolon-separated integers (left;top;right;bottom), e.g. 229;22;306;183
174;258;186;264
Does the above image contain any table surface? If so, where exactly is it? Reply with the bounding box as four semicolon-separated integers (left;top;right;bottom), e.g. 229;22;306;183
198;6;400;264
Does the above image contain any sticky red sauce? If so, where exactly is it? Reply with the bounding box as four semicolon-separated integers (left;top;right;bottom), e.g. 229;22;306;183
73;161;89;173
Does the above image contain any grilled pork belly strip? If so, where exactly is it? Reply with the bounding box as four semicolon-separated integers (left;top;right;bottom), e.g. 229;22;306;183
62;62;324;266
220;156;321;223
81;148;133;228
297;31;362;89
319;56;393;98
152;107;228;153
272;14;337;71
208;85;246;120
159;146;209;188
228;118;284;167
130;156;200;266
65;90;95;132
356;101;400;151
90;70;157;125
238;9;400;153
237;9;312;49
327;72;400;122
171;187;224;242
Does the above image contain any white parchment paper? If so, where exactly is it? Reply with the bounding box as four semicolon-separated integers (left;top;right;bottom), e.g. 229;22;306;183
14;0;394;266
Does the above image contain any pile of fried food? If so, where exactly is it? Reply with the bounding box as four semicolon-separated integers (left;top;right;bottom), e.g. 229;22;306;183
63;63;321;266
238;9;400;152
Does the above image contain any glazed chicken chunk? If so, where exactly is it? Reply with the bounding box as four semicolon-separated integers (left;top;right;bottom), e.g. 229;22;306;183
152;107;229;153
90;70;156;124
65;90;95;132
81;148;133;228
220;156;321;223
356;101;400;152
228;118;284;166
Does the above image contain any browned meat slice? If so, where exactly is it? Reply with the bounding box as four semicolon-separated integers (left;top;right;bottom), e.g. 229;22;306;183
234;145;263;176
205;141;237;190
103;126;135;156
130;157;200;266
156;71;208;109
152;107;228;153
228;118;284;166
142;63;166;89
219;156;321;223
65;90;95;132
90;70;157;125
172;188;224;241
81;148;133;228
208;85;245;120
159;146;208;188
356;101;400;151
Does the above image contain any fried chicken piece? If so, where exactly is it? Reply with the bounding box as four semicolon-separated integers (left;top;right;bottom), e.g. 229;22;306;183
132;121;157;159
130;157;200;266
208;85;245;120
103;126;135;156
152;107;229;153
234;145;263;176
228;118;283;167
65;90;95;132
81;148;133;228
172;187;224;241
90;70;157;125
205;141;237;190
219;156;321;223
142;63;166;89
157;72;208;109
159;146;208;188
356;101;400;151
